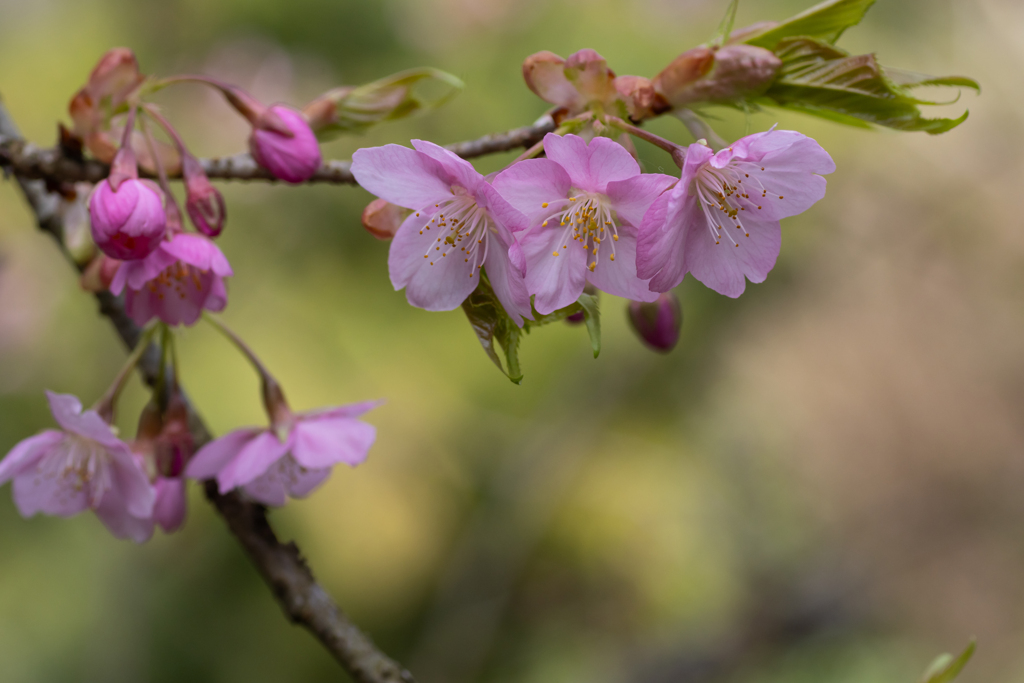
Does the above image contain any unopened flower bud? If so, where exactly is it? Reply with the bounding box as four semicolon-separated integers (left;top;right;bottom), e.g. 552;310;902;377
627;293;682;353
565;310;586;325
183;154;226;237
249;105;322;184
653;45;781;108
361;198;408;240
89;174;167;260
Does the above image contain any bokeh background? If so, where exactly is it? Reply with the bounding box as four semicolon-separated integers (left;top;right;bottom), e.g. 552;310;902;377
0;0;1020;681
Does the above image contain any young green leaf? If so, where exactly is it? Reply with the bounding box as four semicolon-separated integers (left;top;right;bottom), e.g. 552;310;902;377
760;37;974;134
918;640;976;683
741;0;876;50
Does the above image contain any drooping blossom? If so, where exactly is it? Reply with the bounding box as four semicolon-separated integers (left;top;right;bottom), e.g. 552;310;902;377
0;392;155;543
351;140;533;325
627;292;683;353
89;175;167;261
185;400;381;506
249;105;322;184
637;129;835;297
110;231;233;327
492;133;675;315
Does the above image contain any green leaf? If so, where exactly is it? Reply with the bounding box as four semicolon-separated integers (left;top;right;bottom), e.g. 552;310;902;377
576;293;601;358
760;37;974;134
461;278;603;383
742;0;876;49
710;0;740;47
309;68;463;140
919;640;976;683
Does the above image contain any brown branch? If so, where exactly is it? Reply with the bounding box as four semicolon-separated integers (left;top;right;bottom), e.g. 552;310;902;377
0;96;415;683
0;115;555;187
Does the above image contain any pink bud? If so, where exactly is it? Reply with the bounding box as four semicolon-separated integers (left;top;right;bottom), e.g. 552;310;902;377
249;105;322;184
653;45;781;108
627;293;682;353
153;478;187;533
361;198;408;240
89;178;167;260
183;155;226;237
565;310;586;325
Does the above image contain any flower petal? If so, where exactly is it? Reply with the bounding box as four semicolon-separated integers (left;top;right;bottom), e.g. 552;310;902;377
521;222;588;315
544;134;639;193
45;391;122;448
291;418;376;469
388;210;479;311
301;400;385;422
0;431;63;485
585;224;659;302
522;51;582;109
683;210;781;298
94;483;154;543
351;145;453;210
484;231;534;327
411;139;484;194
109;448;156;519
216;430;291;493
491;158;571;227
153;478;187;533
637;185;697;291
605;173;677;226
12;439;90;518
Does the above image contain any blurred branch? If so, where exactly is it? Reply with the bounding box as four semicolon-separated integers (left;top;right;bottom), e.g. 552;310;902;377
0;97;416;683
0;115;555;187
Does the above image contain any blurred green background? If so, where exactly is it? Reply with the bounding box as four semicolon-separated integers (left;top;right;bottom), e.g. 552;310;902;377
0;0;1019;681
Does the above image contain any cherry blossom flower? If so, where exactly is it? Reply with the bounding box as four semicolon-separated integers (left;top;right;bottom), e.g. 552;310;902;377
249;105;322;184
89;177;167;260
0;392;155;542
110;232;233;327
351;140;533;325
637;130;834;297
185;401;381;506
492;133;675;314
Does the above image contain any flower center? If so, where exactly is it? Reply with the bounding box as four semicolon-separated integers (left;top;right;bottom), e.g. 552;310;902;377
147;261;209;300
539;191;619;273
417;190;494;278
40;435;113;506
693;159;783;247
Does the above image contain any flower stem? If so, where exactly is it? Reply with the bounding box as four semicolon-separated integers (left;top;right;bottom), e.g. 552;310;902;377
93;323;159;423
606;116;685;156
139;114;185;232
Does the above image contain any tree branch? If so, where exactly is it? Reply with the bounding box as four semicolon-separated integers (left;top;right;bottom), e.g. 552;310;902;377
0;96;416;683
0;115;555;187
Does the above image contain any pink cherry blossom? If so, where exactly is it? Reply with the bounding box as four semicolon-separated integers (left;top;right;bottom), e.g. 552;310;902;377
351;140;533;325
110;232;233;326
153;477;186;532
0;392;155;543
492;133;675;315
185;401;380;506
637;130;834;297
89;177;167;260
249;105;322;184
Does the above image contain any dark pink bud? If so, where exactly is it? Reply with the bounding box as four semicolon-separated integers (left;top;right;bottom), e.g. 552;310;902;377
565;310;586;325
183;155;226;237
627;293;682;353
249;105;322;184
88;178;167;260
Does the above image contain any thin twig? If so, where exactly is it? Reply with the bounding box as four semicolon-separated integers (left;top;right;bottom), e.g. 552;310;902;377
0;96;416;683
0;115;555;187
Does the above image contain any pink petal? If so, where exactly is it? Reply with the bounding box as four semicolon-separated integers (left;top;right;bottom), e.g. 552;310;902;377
411;140;484;194
153;478;187;533
186;428;261;480
162;234;233;276
387;210;479;311
283;464;332;499
45;391;122;449
543;134;639;193
291;418;376;469
478;182;531;236
585;224;659;302
351;145;453;210
94;483;154;543
563;49;617;106
521;222;588;315
605;173;677;226
110;246;177;295
491;158;571;226
636;185;694;290
301;400;385;422
109;447;156;519
682;211;781;298
0;430;63;485
217;430;291;493
12;439;90;518
484;231;533;327
522;51;582;109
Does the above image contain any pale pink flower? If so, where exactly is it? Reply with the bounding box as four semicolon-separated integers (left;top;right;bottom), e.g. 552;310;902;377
351;140;533;325
185;401;380;506
249;105;322;184
637;129;834;297
0;392;155;543
110;232;233;326
492;133;675;314
89;177;167;260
